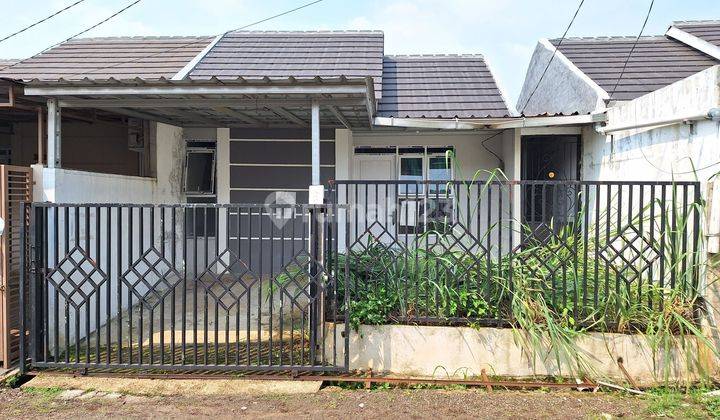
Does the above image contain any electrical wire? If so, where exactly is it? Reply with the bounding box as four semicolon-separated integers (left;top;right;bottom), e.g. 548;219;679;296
60;0;326;79
0;0;143;73
481;131;505;168
0;0;88;45
608;0;655;99
519;0;585;114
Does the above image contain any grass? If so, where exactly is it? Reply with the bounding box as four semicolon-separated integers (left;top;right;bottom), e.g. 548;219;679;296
22;386;64;398
645;387;720;418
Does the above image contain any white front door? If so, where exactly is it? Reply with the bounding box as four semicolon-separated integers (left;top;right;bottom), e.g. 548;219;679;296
352;154;396;240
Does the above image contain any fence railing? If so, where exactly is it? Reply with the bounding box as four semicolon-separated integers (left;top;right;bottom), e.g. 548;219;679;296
22;203;346;373
328;180;702;329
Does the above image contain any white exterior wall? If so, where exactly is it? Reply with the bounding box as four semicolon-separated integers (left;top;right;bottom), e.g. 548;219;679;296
32;122;185;204
516;39;608;116
583;66;720;184
351;130;507;178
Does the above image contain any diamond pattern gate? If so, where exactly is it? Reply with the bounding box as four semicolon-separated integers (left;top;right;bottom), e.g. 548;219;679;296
21;203;347;374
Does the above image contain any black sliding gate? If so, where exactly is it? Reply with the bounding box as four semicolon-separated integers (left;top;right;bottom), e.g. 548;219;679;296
21;203;348;373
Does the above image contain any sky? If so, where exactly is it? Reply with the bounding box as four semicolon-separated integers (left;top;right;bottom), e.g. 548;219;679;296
1;0;720;104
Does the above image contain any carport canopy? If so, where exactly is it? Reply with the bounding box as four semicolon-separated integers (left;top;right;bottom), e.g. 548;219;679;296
21;76;376;184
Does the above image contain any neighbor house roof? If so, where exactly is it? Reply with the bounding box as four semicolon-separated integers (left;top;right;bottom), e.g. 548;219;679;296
378;55;512;118
673;20;720;47
189;30;384;96
0;36;214;81
551;35;720;101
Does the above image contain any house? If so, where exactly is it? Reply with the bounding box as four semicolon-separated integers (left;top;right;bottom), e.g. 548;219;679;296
0;29;708;382
518;20;720;185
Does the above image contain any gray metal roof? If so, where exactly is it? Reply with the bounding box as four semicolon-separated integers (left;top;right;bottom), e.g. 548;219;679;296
378;55;511;118
0;59;18;68
0;31;515;122
0;36;213;81
189;30;384;96
552;36;720;101
674;20;720;47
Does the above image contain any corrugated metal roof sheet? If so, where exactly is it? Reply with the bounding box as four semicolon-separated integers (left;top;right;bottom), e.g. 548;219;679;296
674;20;720;47
189;30;384;96
551;35;720;101
0;36;213;81
378;55;511;118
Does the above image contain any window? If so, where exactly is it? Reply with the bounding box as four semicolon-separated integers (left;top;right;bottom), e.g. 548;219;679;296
394;147;454;234
399;156;423;195
184;148;216;195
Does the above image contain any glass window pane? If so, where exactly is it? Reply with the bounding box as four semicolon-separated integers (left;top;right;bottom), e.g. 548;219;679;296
428;156;451;193
400;157;423;194
185;151;215;194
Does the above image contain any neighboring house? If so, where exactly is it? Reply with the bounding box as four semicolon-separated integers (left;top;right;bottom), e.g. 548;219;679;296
518;19;720;187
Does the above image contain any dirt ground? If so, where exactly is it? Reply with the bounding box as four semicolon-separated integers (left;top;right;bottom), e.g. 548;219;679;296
0;384;708;419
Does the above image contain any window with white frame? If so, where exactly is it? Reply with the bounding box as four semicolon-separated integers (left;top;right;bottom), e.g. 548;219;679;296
353;145;455;234
397;147;454;234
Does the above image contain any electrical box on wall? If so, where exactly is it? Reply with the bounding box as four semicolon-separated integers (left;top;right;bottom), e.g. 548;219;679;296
127;118;145;151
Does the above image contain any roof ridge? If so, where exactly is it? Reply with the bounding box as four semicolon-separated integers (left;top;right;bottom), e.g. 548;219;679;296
385;53;484;58
227;29;384;34
673;19;720;25
551;34;667;42
68;35;213;41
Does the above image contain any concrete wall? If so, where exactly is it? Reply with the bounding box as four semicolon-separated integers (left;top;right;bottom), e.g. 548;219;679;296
326;324;705;386
516;39;608;116
33;122;185;205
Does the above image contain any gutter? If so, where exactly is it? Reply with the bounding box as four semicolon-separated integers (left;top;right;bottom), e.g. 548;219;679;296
596;108;720;134
373;113;606;130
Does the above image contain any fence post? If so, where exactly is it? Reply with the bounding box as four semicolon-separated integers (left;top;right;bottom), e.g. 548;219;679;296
18;202;26;374
308;205;325;365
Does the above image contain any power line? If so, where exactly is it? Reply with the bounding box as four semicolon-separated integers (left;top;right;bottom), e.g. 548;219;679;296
519;0;586;115
0;0;143;74
608;0;655;100
60;0;326;79
0;0;89;45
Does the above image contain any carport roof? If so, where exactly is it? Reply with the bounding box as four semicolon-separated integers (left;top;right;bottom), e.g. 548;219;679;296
21;76;376;129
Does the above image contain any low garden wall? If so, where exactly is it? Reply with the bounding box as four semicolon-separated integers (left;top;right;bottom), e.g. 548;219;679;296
325;323;710;386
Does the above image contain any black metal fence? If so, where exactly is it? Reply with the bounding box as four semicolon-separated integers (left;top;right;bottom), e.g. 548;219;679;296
328;180;702;328
21;203;347;373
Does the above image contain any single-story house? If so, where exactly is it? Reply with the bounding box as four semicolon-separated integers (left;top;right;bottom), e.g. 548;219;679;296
0;27;710;381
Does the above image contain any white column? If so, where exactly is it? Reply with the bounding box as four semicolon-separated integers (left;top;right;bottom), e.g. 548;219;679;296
311;100;320;185
46;98;61;168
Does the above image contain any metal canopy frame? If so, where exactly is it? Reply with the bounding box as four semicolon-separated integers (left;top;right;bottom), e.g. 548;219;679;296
21;77;376;129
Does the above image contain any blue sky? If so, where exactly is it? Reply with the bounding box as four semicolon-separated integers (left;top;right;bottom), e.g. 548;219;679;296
2;0;720;103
